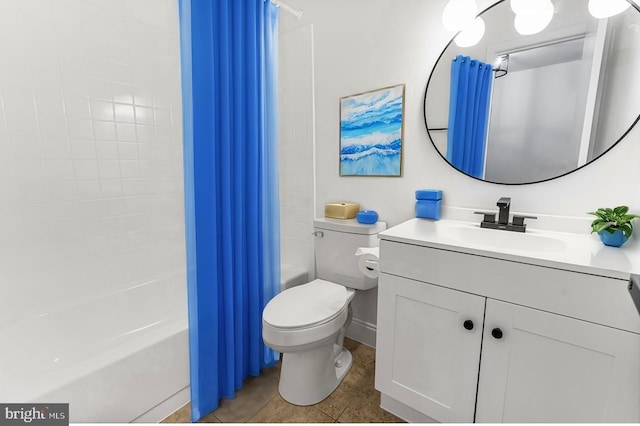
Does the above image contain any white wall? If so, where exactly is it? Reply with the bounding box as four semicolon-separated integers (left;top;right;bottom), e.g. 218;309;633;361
0;0;184;326
279;0;640;227
278;0;640;337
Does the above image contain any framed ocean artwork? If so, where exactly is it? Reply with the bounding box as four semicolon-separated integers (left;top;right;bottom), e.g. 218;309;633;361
339;84;405;176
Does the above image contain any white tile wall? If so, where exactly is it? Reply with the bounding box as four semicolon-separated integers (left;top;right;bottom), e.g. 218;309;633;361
0;0;185;325
279;25;315;277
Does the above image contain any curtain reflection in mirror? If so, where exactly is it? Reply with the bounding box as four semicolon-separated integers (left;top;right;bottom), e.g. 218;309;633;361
446;55;493;179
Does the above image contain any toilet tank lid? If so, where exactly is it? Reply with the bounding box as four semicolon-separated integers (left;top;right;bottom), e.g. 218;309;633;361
314;218;386;235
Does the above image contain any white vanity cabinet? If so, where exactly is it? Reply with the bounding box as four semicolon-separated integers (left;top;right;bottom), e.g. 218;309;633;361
375;220;640;423
376;274;485;423
476;299;640;423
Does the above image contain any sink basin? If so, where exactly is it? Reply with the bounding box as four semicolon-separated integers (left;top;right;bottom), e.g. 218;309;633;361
445;224;567;253
379;218;639;280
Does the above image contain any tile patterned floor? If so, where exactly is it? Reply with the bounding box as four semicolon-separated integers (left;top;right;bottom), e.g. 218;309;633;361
162;338;404;423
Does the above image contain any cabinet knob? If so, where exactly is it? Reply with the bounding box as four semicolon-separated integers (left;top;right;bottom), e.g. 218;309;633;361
491;328;503;339
463;320;474;330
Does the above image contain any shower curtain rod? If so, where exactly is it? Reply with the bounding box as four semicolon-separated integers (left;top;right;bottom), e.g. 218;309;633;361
270;0;304;19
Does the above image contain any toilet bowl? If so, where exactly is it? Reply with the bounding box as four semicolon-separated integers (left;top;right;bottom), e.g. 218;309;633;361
262;218;386;406
263;279;355;405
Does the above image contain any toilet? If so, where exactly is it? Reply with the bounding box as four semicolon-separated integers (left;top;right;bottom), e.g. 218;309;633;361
262;218;386;406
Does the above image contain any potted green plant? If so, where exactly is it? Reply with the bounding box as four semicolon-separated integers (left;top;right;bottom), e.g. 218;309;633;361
588;205;639;247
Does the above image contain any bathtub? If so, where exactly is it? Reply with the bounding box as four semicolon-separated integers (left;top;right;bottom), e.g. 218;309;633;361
0;275;189;423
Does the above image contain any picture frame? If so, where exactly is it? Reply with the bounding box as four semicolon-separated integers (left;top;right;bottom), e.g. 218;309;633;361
339;84;405;177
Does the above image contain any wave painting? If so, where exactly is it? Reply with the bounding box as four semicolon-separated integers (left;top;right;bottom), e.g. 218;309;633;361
340;84;404;176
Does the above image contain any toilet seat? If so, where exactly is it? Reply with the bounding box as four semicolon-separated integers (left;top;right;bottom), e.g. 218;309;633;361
262;279;352;351
263;279;348;330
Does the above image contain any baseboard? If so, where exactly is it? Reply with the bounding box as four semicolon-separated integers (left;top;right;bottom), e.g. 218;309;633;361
346;317;376;347
134;386;190;423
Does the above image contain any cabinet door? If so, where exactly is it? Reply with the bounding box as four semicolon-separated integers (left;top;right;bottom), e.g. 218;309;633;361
476;299;640;423
375;273;486;423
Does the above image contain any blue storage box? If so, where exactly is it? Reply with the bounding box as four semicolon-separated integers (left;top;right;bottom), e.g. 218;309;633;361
356;210;379;224
415;189;442;220
415;189;443;201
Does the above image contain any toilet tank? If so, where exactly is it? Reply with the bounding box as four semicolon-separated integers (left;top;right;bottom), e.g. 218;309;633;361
313;218;387;290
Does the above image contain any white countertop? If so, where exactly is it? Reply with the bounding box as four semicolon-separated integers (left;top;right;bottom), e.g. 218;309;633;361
379;218;640;280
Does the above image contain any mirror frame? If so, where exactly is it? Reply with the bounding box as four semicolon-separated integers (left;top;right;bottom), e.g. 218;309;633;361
423;0;640;185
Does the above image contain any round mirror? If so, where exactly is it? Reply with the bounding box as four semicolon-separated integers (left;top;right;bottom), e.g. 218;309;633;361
425;0;640;184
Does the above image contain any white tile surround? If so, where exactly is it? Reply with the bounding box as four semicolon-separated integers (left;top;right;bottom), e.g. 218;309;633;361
279;25;315;278
0;0;185;326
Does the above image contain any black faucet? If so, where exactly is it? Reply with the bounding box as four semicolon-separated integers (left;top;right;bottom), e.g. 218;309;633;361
473;197;537;233
497;197;511;225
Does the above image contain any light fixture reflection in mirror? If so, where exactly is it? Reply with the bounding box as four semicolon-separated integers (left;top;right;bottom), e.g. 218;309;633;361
455;17;486;47
510;0;540;14
442;0;478;31
513;0;554;35
443;0;640;45
588;0;630;18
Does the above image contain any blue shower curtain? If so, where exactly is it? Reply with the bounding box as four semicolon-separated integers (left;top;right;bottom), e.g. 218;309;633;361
179;0;280;422
447;55;493;178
